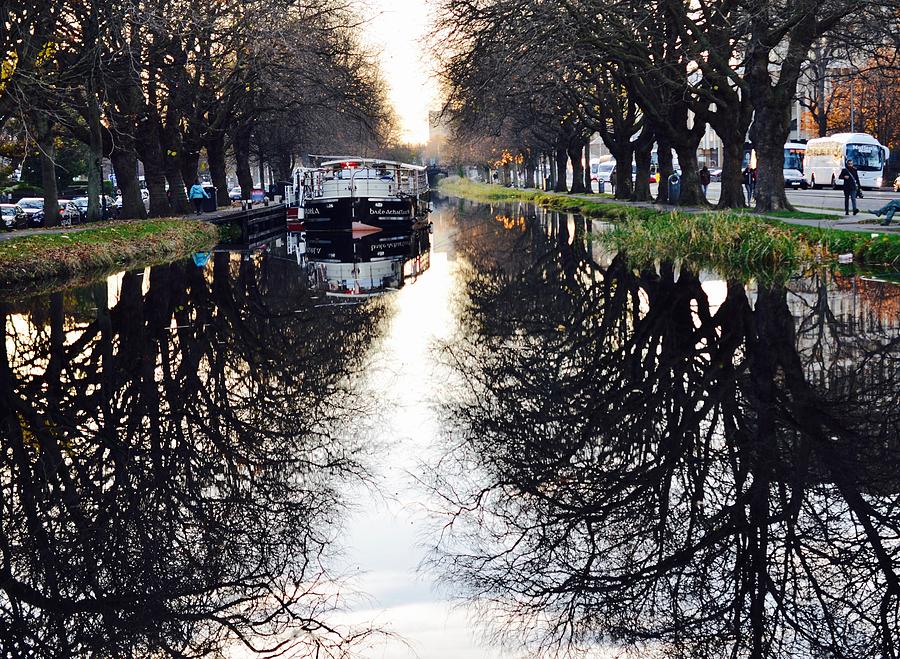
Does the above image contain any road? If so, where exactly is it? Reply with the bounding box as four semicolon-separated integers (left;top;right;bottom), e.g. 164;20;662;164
702;182;898;215
577;175;898;214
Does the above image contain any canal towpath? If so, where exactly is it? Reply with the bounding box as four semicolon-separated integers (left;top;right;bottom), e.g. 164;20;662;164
0;205;248;243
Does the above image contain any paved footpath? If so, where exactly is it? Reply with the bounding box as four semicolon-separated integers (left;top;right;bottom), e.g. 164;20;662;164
0;207;243;243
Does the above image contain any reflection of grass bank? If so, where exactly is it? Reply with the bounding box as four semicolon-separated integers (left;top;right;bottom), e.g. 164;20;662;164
441;176;900;268
776;222;900;267
0;220;220;291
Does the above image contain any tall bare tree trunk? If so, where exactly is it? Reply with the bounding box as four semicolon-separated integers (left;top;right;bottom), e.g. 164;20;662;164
85;80;104;222
34;115;59;226
110;145;146;220
554;145;568;193
161;112;191;214
180;147;200;192
234;127;253;200
720;139;748;209
525;151;537;188
568;142;586;194
582;142;593;194
206;132;229;207
633;124;655;202
656;138;674;204
136;115;171;218
745;14;816;212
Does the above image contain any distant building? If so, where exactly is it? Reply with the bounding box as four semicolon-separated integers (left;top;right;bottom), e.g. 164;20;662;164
425;110;450;165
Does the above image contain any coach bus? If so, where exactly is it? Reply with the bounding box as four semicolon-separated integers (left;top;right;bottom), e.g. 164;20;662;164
804;133;889;190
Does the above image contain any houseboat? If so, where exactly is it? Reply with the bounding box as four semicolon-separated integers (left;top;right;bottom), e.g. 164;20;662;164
287;159;430;232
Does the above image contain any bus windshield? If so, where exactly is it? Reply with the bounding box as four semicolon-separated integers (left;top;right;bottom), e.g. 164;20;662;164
846;143;884;171
784;148;805;172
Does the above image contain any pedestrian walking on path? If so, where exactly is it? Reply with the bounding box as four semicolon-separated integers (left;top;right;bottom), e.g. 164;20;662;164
875;199;900;226
742;166;756;206
700;166;711;197
189;180;210;215
839;160;862;216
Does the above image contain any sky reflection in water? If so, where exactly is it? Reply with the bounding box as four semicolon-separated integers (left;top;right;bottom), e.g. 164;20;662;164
1;198;899;658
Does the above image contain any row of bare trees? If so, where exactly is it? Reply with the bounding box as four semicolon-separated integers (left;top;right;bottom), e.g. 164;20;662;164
1;0;395;224
434;0;900;210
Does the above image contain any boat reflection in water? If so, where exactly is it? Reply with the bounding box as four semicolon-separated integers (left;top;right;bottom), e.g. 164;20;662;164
296;222;432;299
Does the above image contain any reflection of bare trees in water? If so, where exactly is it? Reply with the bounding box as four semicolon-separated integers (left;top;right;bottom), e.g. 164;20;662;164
0;254;386;657
433;209;900;658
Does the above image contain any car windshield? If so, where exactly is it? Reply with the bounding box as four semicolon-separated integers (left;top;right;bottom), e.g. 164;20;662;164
73;198;88;208
0;207;14;216
845;143;884;171
18;199;42;209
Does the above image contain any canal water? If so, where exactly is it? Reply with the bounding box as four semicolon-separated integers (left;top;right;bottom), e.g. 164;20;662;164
1;197;898;658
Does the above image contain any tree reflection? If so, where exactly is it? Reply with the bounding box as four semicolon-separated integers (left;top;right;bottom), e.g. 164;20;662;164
435;225;900;658
0;253;385;657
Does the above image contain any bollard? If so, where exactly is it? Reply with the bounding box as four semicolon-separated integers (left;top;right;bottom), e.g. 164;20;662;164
667;174;681;204
598;180;605;194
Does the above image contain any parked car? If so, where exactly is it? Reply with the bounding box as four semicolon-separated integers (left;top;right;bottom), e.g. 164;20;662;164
0;203;27;230
17;197;45;226
783;168;808;190
57;199;81;226
894;174;900;192
709;169;722;182
72;196;119;221
228;186;243;200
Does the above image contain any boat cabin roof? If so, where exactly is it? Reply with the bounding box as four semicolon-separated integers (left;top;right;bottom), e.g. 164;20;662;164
320;158;427;172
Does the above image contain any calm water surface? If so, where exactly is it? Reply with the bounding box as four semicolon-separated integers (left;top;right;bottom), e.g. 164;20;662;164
1;197;898;658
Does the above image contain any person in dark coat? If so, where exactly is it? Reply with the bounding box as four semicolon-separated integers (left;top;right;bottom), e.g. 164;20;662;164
742;166;756;205
838;160;862;215
699;166;711;196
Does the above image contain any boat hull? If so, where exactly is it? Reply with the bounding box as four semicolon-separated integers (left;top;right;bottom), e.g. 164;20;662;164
303;197;425;231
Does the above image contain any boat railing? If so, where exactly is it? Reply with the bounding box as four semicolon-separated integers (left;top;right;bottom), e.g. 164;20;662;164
311;170;428;200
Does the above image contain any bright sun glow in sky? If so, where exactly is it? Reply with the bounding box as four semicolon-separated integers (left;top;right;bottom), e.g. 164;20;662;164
363;0;438;144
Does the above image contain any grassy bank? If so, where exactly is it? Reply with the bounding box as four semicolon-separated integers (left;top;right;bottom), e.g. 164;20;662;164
600;212;822;280
440;176;900;268
0;219;220;290
438;176;658;222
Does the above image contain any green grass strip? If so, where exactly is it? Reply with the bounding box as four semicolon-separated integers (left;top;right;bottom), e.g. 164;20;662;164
0;219;220;289
599;211;823;283
438;176;657;222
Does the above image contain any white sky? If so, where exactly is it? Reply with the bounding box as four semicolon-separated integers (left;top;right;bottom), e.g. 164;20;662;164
362;0;438;144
